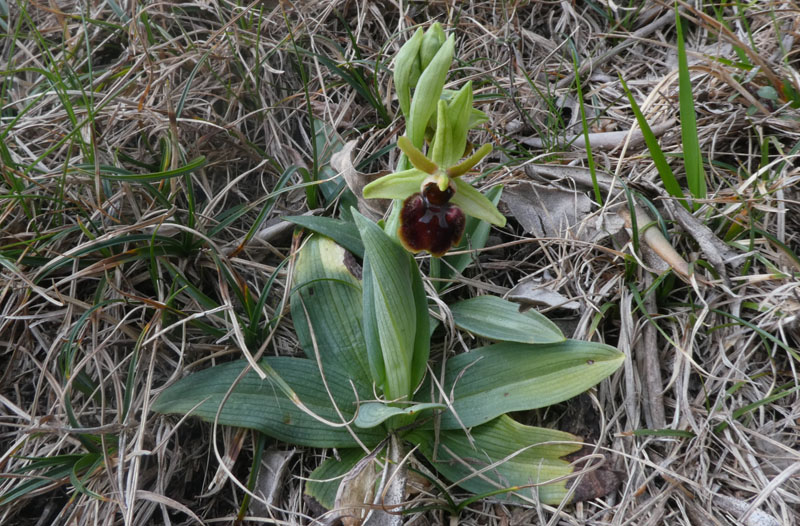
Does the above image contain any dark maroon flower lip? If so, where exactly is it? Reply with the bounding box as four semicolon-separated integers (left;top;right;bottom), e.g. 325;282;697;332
398;183;465;257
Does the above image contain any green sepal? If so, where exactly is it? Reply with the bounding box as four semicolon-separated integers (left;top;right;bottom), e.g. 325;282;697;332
450;178;506;227
362;168;427;200
441;185;503;282
430;100;449;167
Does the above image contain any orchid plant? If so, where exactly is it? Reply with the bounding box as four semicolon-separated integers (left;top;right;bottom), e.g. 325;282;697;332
153;24;623;522
364;24;505;256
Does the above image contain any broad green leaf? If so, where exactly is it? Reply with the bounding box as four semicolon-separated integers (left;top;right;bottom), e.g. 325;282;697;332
355;402;445;428
409;415;581;505
362;256;386;389
152;357;384;448
442;185;503;281
451;296;564;344
409;252;430;390
353;212;417;401
305;448;367;510
284;215;364;258
408;35;454;148
291;235;371;384
451;178;506;227
424;340;624;429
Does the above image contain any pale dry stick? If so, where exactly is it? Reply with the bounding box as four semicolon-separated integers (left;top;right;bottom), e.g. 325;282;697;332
124;317;163;526
641;273;666;429
556;8;675;89
618;290;642;430
741;462;800;525
714;494;782;526
517;118;676;150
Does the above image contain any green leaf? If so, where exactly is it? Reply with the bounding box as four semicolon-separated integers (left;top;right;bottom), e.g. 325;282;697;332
675;8;707;202
408;35;454;148
72;156;206;182
284;215;364;258
756;85;778;101
619;75;688;211
426;340;624;429
362;168;427;200
409;415;581;505
353;212;417;401
409;252;431;390
450;178;506;227
305;448;367;510
291;235;372;384
362;256;386;390
451;296;564;344
355;402;445;428
0;455;82;505
152;357;384;448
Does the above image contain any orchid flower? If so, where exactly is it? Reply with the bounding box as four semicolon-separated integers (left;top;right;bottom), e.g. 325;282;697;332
363;99;505;256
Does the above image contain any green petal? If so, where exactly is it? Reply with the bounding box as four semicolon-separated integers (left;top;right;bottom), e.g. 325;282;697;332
451;178;506;227
446;143;492;178
397;136;437;175
362;169;427;199
430;100;449;167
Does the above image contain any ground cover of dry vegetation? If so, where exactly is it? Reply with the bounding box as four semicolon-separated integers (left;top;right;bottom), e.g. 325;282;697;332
1;0;799;525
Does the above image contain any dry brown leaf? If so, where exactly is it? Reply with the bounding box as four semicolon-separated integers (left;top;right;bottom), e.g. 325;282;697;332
331;140;391;221
507;279;581;310
502;181;623;242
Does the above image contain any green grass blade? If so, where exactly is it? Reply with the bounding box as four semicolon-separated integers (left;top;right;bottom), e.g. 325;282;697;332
619;75;688;210
675;8;707;202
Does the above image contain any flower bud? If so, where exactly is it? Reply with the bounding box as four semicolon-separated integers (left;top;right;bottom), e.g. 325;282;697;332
419;23;446;70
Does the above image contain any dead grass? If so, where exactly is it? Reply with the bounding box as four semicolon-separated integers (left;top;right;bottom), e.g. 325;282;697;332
1;1;799;525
